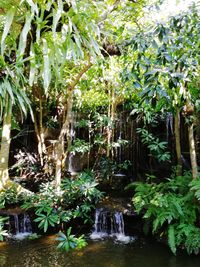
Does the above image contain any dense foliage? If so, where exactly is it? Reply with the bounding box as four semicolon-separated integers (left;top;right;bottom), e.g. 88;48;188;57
22;171;102;232
131;171;200;255
0;0;199;256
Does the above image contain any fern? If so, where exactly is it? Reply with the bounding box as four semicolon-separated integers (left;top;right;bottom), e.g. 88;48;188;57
176;224;200;255
132;171;200;255
189;178;200;200
168;225;176;255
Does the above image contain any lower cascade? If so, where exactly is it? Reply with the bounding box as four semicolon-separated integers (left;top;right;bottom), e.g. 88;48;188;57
10;214;32;240
90;208;134;244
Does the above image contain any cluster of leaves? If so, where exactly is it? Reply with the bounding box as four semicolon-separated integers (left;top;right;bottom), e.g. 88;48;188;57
69;138;90;154
122;4;200;120
98;157;131;179
0;216;8;241
11;150;53;190
0;197;8;241
0;183;25;207
56;227;87;252
137;128;170;162
131;171;200;255
22;171;102;233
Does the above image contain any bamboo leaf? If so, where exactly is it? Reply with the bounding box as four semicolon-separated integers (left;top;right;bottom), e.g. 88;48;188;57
17;12;33;58
4;80;14;102
1;7;15;55
42;39;51;94
52;0;63;38
29;43;36;86
70;0;78;13
21;0;39;15
16;93;27;116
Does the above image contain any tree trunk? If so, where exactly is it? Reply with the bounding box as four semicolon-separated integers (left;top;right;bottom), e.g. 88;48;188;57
174;110;182;176
54;61;92;188
32;86;47;166
55;90;73;188
0;97;12;190
188;123;198;179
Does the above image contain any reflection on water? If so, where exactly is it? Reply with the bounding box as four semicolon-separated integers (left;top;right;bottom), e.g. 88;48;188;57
0;236;200;267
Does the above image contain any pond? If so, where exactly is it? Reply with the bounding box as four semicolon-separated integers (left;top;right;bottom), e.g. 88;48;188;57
0;235;200;267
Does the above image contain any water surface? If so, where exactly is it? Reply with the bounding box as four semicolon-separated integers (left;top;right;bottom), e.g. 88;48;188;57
0;235;200;267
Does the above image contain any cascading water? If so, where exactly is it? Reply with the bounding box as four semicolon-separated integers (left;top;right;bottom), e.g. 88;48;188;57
114;212;124;235
68;113;77;175
166;112;173;142
22;214;32;233
12;214;32;240
90;208;134;244
14;214;19;235
118;114;123;164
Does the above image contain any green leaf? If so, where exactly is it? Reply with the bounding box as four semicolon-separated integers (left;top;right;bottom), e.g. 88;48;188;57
67;227;72;236
42;39;51;93
17;12;34;58
3;80;14;102
52;1;63;38
1;6;15;55
23;0;39;14
168;225;176;255
29;43;36;86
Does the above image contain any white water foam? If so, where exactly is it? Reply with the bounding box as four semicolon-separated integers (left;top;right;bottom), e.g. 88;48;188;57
90;209;135;244
12;232;32;240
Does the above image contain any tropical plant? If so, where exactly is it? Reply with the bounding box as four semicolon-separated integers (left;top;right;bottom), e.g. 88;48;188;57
0;184;26;207
0;216;8;241
69;139;90;154
56;227;87;252
131;171;200;255
22;171;102;232
137;128;170;162
123;3;200;178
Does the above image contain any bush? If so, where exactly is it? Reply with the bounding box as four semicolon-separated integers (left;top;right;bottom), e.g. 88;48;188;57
22;170;103;233
131;171;200;255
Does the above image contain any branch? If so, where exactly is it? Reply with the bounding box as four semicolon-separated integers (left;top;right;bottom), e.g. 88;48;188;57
68;60;93;92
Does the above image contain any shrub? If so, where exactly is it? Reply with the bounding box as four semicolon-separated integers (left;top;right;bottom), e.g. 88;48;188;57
22;170;102;233
131;171;200;255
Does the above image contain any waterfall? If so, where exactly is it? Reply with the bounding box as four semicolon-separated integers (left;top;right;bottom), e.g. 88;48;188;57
90;208;134;243
21;214;32;233
117;114;123;164
12;214;32;240
114;212;125;235
166;112;173;142
14;214;19;235
68;113;76;175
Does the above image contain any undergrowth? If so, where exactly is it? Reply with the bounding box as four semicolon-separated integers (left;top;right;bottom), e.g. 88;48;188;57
129;171;200;255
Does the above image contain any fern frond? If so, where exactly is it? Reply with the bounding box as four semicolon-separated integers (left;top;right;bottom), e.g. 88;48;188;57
189;179;200;200
168;225;176;255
